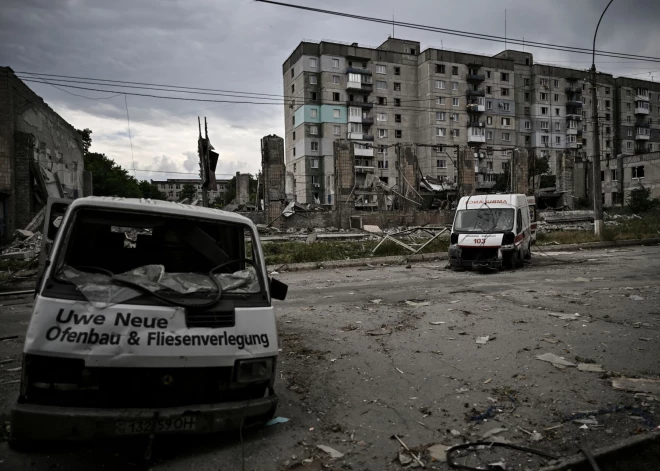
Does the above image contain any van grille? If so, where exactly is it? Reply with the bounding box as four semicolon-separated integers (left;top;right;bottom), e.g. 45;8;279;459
460;248;498;261
185;309;235;328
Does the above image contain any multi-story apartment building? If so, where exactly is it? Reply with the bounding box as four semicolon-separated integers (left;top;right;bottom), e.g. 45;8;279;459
283;37;660;205
151;178;229;202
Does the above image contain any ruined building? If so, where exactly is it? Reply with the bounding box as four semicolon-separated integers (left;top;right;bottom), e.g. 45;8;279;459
0;67;87;242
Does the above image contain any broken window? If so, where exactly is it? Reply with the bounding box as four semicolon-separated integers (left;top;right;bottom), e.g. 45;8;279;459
454;208;514;233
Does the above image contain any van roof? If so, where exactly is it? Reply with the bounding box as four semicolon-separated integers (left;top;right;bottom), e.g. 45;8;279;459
69;197;256;227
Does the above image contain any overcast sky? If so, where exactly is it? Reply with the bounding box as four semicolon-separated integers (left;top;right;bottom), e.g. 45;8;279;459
2;0;660;182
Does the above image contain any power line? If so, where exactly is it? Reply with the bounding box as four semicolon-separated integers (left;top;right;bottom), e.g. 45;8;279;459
256;0;660;64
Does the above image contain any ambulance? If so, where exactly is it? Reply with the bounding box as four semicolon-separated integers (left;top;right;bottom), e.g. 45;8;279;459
10;197;287;443
448;194;533;270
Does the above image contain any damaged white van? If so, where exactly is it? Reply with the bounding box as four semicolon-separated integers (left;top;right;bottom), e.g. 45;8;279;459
448;194;532;270
11;197;287;442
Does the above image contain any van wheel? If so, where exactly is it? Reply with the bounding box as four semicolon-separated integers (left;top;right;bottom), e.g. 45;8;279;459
524;243;532;260
515;250;524;268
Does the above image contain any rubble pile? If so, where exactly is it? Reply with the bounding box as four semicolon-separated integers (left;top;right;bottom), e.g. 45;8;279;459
1;230;42;259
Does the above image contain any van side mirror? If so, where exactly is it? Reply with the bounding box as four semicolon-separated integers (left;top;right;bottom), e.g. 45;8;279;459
270;278;288;301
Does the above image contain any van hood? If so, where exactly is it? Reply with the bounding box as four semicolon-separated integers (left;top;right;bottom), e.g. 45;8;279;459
456;233;504;247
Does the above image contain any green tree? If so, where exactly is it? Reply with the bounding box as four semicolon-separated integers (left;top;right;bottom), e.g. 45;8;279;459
493;169;511;193
77;128;92;155
628;186;659;213
138;181;166;200
84;152;142;197
179;183;197;202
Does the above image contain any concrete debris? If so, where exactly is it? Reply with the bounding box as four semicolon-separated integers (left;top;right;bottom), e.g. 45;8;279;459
450;429;461;437
574;419;598;426
405;300;430;307
530;431;543;441
579;424;589;430
549;312;580;321
370;299;382;304
426;444;449;463
536;353;576;368
305;233;318;244
541;337;560;344
611;377;660;395
482;427;507;438
476;336;490;345
429;321;446;325
488;461;507;470
367;328;393;336
577;363;604;372
363;225;382;234
398;452;412;465
573;277;590;282
629;295;644;301
1;230;42;258
265;416;289;426
316;445;344;459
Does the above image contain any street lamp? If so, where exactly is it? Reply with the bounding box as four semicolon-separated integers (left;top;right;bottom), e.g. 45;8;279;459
591;0;614;237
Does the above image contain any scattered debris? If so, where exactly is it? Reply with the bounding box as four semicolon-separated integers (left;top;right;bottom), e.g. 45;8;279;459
574;419;598;426
4;367;21;372
363;225;382;234
265;417;290;426
370;299;382;304
483;378;493;384
482;427;507;439
427;444;449;463
541;337;560;344
398;452;412;465
406;300;430;307
611;377;660;395
393;435;425;468
367;328;393;336
577;363;604;372
316;445;344;459
536;353;576;368
476;336;490;345
548;312;580;321
0;336;18;342
488;461;507;470
629;295;644;301
530;431;543;442
429;321;446;325
450;429;461;437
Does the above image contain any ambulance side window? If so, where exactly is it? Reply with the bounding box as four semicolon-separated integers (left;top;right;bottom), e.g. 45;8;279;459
516;209;523;234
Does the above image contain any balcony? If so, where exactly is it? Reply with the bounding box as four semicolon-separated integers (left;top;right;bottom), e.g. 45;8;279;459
347;82;372;94
467;103;485;113
635;105;650;115
636;121;651;128
577;129;583;136
355;163;375;173
346;67;372;75
346;101;373;108
566;113;582;122
635;93;649;102
567;100;583;108
635;130;651;140
354;147;374;157
348;132;364;140
567;141;581;149
565;86;580;94
467;121;485;128
466;89;485;97
362;117;374;125
466;74;485;82
468;132;486;144
566;128;578;135
362;134;374;141
635;148;647;155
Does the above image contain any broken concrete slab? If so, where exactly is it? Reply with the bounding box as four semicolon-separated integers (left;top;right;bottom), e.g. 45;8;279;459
629;295;644;301
0;250;35;260
316;445;344;459
306;233;318;244
611;377;660;395
548;312;580;321
405;300;429;307
476;336;490;345
536;353;576;368
577;363;604;372
482;427;507;438
363;225;382;234
427;444;449;462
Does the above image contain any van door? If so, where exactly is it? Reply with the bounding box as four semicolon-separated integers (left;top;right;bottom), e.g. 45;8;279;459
36;198;71;288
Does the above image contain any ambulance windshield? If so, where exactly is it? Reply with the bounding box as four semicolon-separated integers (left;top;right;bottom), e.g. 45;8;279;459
454;208;514;233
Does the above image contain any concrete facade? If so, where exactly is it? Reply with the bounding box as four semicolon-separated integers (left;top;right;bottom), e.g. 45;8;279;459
151;178;229;202
614;77;660;159
0;67;85;242
261;135;285;227
235;172;251;205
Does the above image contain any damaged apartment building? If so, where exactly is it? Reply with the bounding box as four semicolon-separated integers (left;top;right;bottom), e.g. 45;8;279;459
282;37;645;209
0;67;88;243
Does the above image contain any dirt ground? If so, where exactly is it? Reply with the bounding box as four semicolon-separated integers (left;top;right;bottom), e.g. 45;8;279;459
1;244;660;470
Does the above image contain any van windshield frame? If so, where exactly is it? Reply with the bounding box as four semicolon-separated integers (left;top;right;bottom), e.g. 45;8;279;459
453;208;515;233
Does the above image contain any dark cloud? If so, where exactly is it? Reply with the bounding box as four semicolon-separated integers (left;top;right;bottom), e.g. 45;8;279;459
2;0;659;175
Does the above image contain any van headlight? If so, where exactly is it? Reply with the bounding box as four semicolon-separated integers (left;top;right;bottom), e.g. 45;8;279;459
450;233;458;245
235;358;273;383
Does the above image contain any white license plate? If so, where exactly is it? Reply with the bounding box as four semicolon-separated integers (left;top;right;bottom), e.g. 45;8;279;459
115;416;197;435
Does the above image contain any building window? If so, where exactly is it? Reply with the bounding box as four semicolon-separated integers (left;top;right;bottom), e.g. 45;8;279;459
524;78;530;86
553;79;559;88
292;131;296;140
487;101;493;110
349;122;362;133
502;103;510;111
436;97;445;105
626;102;631;110
311;92;317;101
394;82;401;91
451;66;458;75
377;160;389;169
632;166;645;179
524;92;530;102
502;132;510;141
540;121;549;130
451;129;459;137
555;136;561;145
605;100;611;109
333;125;340;136
333;92;340;101
292;116;295;125
309;75;317;85
377;112;387;121
436;64;445;74
627;116;632;123
309;125;318;135
309;58;317;68
541;107;548;115
554;94;559;102
501;88;510;96
291;84;295;93
332;58;339;68
541;135;549;145
332;75;340;85
394;67;401;75
395;130;402;139
333;109;340;118
394;98;401;107
436;128;446;137
291;68;294;78
486;116;492;125
452;82;458;91
435;80;445;89
605;87;611;95
311;175;319;185
486;70;492;78
376;65;386;74
436;112;446;122
350;108;361;119
501;73;509;81
524;121;531;130
311;157;319;168
310;108;318;118
555;121;560;131
501;117;511;126
487;131;493;140
311;142;318;151
486;86;492;94
378;129;388;138
378;97;387;105
395;114;401;123
376;81;387;90
436;159;447;168
540;92;548;100
292;147;296;157
452;98;459;107
627;141;633;150
611;169;617;181
540;78;549;87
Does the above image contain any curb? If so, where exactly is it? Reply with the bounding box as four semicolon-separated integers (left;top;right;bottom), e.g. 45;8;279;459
268;237;660;273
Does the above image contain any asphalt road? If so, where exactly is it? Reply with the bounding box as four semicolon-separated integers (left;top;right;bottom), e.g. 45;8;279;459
1;245;660;470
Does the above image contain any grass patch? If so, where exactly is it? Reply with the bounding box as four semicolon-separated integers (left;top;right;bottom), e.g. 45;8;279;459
262;238;449;265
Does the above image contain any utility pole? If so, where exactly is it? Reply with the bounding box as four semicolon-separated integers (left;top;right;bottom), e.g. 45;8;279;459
590;0;613;237
202;118;209;207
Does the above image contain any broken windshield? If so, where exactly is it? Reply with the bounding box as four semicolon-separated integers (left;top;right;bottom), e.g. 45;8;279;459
50;207;264;307
453;208;514;233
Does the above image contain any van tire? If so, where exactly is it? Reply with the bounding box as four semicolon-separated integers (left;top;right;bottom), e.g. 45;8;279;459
515;250;524;268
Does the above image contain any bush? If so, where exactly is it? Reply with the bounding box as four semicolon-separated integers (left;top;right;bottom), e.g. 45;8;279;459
628;186;660;213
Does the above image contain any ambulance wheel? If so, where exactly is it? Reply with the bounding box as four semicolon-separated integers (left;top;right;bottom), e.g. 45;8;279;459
524;243;532;260
515;250;524;268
